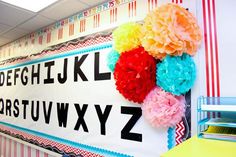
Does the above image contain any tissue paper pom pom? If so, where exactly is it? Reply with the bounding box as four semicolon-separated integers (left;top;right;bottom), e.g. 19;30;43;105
113;22;142;54
157;53;196;95
107;49;120;72
141;3;202;59
114;47;156;103
142;87;185;128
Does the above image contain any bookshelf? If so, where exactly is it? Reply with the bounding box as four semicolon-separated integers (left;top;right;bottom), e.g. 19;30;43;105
197;96;236;142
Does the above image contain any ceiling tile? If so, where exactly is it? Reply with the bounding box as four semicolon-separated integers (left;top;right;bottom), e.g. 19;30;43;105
79;0;108;6
2;28;28;40
0;23;11;34
18;15;56;32
0;1;35;26
39;0;90;20
0;37;11;46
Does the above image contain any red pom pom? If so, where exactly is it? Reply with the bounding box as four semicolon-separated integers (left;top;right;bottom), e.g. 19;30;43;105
114;47;156;103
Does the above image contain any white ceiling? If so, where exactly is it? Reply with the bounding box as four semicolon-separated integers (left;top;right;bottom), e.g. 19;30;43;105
0;0;108;46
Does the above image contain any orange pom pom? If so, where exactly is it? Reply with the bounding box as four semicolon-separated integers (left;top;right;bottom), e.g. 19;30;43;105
141;3;202;59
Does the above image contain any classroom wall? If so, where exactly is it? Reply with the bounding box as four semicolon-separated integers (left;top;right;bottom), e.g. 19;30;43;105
191;0;236;134
0;0;233;156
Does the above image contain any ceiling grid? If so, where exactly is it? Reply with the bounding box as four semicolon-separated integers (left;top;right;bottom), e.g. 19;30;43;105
0;0;108;46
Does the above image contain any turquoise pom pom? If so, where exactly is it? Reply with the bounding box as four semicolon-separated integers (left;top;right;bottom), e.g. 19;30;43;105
107;49;120;72
156;54;196;95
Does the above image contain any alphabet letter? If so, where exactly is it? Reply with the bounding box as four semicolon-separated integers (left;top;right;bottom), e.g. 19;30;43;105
121;106;142;142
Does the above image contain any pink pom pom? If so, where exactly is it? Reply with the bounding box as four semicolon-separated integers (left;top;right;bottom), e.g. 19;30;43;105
142;86;186;128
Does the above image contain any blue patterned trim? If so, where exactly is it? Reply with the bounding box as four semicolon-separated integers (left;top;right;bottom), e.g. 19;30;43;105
0;122;131;157
0;43;112;71
167;127;176;150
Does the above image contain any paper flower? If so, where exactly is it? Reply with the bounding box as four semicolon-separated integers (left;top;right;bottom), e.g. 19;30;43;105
114;47;156;103
141;3;202;59
142;86;186;128
113;22;142;54
156;53;196;95
107;49;120;72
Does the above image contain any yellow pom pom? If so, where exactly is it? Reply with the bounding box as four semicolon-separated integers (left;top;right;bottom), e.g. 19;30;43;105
113;22;142;54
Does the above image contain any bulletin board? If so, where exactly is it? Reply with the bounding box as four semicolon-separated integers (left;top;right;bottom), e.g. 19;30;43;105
0;32;191;157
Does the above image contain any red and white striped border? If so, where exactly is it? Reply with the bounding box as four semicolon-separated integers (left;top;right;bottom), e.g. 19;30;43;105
93;14;100;28
172;0;183;4
175;121;185;145
80;19;86;33
128;1;137;18
1;34;112;67
110;7;117;23
0;124;103;157
0;133;58;157
202;0;220;117
148;0;158;12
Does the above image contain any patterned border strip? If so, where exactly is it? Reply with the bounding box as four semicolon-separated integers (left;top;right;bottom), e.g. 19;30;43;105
0;124;94;157
0;43;112;71
0;122;130;157
0;31;113;67
0;131;65;157
175;121;185;145
167;127;175;150
202;0;221;118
